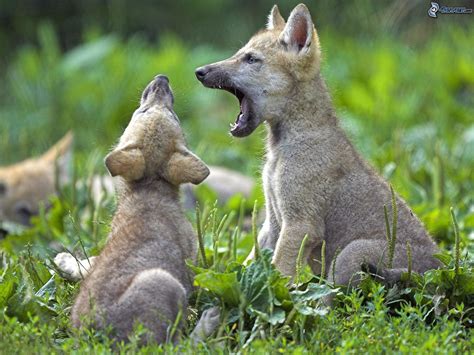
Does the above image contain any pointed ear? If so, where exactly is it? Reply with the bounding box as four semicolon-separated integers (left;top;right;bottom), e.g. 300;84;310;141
165;145;209;185
267;5;285;30
41;131;73;185
42;131;73;162
280;4;314;53
105;146;145;181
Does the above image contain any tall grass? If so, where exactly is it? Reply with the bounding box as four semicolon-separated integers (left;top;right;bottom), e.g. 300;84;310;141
0;24;473;353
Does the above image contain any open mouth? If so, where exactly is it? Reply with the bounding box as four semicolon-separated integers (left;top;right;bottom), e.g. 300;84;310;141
212;85;259;137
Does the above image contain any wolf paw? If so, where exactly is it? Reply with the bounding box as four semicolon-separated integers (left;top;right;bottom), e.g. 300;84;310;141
54;253;94;282
190;306;220;342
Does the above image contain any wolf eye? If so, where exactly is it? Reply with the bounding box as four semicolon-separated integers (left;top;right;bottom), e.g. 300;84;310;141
0;181;6;196
14;202;34;225
244;54;259;64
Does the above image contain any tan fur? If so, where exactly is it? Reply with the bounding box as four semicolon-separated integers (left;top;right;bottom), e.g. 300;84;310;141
88;165;255;212
0;132;72;225
71;75;218;344
196;4;440;289
0;139;253;225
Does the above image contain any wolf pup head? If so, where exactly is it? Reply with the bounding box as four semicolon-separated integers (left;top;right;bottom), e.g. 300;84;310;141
0;132;72;225
195;4;321;137
105;75;209;186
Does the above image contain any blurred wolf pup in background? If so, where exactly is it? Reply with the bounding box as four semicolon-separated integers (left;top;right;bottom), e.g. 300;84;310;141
0;132;72;226
0;137;253;228
195;4;440;292
66;75;219;345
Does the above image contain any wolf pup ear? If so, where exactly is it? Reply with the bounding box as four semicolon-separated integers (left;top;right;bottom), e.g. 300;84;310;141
42;131;73;161
280;4;314;53
165;145;210;185
41;131;73;185
267;5;285;30
105;146;145;181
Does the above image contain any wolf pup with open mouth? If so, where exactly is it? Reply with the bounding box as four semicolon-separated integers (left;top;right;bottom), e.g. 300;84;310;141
195;4;440;292
69;75;219;344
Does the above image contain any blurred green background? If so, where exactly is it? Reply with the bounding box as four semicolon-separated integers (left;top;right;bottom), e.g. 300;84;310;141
0;0;473;244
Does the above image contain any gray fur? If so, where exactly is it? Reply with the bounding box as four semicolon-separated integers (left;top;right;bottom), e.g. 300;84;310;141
196;4;440;291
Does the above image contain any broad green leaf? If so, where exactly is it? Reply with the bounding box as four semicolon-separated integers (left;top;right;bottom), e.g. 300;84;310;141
185;260;208;275
456;273;474;295
433;253;453;266
61;36;118;72
225;261;242;274
272;276;292;304
240;249;273;310
291;283;335;303
248;306;286;325
194;271;240;306
0;276;16;308
294;303;329;316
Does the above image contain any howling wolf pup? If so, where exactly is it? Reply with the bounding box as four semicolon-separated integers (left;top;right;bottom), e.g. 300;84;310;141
70;75;218;344
195;4;440;291
0;135;253;227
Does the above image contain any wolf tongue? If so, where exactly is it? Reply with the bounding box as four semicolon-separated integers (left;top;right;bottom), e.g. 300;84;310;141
231;113;248;133
231;95;253;137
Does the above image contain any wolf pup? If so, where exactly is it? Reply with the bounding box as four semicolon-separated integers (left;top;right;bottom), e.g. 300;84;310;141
71;75;218;344
0;132;72;226
0;138;253;228
195;4;440;290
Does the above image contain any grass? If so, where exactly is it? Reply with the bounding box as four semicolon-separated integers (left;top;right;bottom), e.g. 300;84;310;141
0;190;473;353
0;24;473;353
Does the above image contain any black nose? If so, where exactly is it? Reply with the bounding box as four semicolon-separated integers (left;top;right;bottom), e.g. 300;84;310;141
195;66;209;81
154;74;169;84
141;74;173;104
152;74;171;93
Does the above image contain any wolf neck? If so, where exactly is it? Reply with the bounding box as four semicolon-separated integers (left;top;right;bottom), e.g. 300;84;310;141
267;73;337;146
114;178;182;230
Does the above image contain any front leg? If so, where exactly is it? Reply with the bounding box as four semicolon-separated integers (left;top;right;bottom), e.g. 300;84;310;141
272;220;324;277
244;201;280;264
